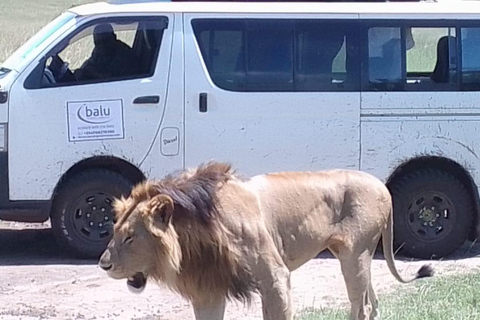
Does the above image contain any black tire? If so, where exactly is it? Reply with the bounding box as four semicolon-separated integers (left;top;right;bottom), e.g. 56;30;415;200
390;169;474;259
51;169;134;259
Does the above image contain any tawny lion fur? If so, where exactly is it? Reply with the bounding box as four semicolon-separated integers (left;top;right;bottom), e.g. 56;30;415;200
99;161;433;320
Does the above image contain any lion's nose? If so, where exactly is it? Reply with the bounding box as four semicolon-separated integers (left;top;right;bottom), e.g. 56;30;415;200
98;250;112;271
100;263;113;271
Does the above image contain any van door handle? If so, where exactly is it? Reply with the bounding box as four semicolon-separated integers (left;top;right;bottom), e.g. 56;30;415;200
199;92;207;112
133;95;160;104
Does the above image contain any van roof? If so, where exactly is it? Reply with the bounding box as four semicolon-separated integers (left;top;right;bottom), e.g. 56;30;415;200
68;0;480;18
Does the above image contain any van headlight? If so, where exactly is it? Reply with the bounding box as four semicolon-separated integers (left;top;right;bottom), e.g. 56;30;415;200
0;91;7;104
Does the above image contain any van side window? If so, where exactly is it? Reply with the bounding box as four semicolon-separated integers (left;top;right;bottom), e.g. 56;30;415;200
366;26;457;91
461;27;480;89
367;27;403;89
296;20;359;91
407;27;456;89
31;17;167;89
194;20;245;91
246;20;294;91
192;19;359;92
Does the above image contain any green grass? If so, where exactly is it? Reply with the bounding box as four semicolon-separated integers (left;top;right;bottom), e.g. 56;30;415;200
296;270;480;320
295;309;349;320
407;27;453;73
297;308;348;320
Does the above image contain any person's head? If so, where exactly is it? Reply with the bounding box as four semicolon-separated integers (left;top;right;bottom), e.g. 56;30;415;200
93;23;117;47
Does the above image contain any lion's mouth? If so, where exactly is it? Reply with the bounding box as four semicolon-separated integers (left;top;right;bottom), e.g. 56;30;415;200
127;272;147;294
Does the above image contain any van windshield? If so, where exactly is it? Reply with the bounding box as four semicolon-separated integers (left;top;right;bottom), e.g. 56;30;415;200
1;11;76;72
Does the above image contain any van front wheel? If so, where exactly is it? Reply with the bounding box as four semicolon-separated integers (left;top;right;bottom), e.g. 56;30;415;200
390;169;473;259
51;169;133;258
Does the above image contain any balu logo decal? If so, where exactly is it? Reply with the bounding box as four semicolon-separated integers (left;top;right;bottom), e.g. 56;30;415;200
77;104;111;124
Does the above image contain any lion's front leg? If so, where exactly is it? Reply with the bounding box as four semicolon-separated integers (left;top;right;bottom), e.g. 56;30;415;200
191;296;226;320
252;240;294;320
258;261;293;320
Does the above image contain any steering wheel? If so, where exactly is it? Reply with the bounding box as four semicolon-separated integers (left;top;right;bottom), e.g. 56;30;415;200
48;54;75;82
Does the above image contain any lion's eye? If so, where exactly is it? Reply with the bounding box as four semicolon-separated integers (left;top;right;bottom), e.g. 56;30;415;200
123;236;133;244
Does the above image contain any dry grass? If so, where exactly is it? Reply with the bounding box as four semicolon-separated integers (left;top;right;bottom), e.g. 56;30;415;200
0;0;96;63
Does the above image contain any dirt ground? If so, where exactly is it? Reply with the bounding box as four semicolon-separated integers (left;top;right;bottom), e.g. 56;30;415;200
1;220;480;320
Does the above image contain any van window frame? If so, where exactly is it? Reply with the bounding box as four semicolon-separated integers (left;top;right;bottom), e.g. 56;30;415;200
191;17;362;93
457;21;480;91
24;15;169;90
359;19;480;93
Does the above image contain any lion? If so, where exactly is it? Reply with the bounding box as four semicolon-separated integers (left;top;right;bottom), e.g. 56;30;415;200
98;161;433;320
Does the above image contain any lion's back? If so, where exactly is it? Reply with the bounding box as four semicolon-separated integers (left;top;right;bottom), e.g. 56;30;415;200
241;168;392;237
245;168;390;204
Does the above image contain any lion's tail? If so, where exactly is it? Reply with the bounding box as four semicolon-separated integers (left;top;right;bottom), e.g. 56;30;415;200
381;208;434;284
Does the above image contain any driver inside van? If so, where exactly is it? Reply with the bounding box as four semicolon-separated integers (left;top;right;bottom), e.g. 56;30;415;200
73;23;134;81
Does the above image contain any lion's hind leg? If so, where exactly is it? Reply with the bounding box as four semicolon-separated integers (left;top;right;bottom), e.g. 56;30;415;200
339;251;375;320
328;234;378;320
368;280;379;320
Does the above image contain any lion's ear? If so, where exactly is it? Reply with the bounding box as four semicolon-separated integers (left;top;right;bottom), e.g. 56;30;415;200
146;194;174;229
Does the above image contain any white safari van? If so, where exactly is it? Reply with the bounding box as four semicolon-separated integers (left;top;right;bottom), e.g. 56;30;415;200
2;0;480;259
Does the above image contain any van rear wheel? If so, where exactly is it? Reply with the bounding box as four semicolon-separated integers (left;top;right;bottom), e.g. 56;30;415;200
51;169;133;259
390;169;473;259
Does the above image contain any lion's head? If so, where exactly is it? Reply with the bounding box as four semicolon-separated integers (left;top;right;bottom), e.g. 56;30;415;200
98;188;182;293
98;162;237;295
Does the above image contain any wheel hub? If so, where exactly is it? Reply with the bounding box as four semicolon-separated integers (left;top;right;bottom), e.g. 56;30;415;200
418;206;439;224
407;191;454;242
71;192;115;242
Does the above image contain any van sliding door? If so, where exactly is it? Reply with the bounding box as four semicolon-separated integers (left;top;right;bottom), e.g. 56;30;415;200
184;14;361;176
